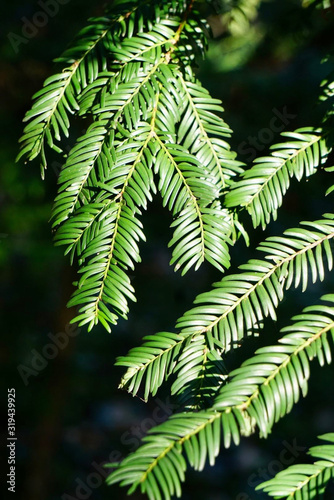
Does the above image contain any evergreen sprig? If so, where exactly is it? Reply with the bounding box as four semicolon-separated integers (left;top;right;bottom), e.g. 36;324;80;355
117;214;334;399
258;433;334;499
20;0;243;331
108;296;334;499
18;0;334;498
225;128;330;229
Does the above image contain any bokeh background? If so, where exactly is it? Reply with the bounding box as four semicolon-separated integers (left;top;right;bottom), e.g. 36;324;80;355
1;1;334;499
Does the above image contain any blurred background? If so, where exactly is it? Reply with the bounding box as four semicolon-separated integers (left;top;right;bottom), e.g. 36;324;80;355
1;0;334;499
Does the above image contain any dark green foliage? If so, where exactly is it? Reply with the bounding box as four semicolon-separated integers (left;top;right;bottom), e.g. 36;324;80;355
18;0;334;498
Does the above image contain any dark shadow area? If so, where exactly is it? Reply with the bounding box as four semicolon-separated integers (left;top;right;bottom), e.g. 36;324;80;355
1;1;334;499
